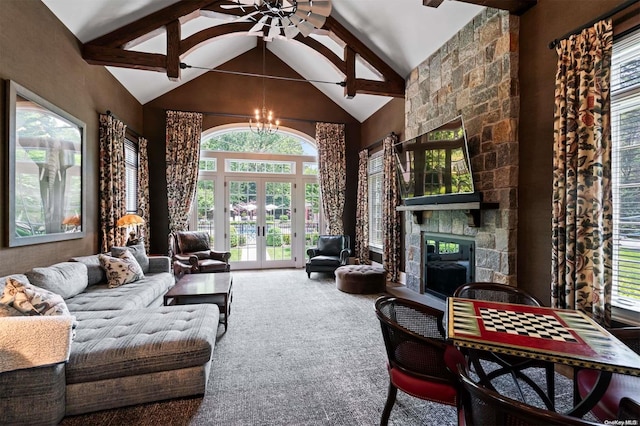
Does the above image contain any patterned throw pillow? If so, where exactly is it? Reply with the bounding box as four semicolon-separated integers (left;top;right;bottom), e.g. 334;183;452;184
99;250;144;288
0;277;71;317
110;242;149;274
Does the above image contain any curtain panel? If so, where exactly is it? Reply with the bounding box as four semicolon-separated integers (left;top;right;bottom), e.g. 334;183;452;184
552;19;613;326
316;122;346;235
355;149;370;264
138;136;150;253
98;114;128;253
165;110;203;238
382;133;401;282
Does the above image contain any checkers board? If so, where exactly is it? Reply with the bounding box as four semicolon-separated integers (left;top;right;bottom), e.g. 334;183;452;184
446;297;640;376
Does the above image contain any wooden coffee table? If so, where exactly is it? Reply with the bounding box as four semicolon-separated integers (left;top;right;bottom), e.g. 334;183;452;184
164;272;233;331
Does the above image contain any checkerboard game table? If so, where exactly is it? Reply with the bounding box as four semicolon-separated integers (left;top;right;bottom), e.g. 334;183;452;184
446;297;640;418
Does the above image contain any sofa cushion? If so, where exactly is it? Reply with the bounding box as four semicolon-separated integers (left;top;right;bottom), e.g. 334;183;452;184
110;243;149;274
26;262;88;299
65;272;173;312
0;277;71;317
99;251;144;288
67;305;219;384
317;236;344;256
70;255;106;286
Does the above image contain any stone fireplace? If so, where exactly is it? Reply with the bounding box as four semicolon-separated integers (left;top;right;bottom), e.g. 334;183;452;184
403;8;519;295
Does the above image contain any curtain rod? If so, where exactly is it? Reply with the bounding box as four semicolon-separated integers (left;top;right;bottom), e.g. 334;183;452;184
548;0;639;49
105;110;143;140
364;131;397;151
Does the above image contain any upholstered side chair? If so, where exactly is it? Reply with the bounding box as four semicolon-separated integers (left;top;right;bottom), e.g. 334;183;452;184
305;235;351;278
169;231;231;275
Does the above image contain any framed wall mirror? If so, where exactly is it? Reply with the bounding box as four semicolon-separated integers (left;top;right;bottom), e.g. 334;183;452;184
6;80;86;247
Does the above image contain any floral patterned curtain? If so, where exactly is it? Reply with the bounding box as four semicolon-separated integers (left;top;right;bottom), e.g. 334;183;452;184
316;122;346;235
355;149;370;264
98;114;127;253
552;20;613;326
138;136;150;253
165;110;203;235
382;133;400;282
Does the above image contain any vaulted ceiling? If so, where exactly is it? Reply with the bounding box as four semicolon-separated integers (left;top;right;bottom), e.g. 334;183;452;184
41;0;535;122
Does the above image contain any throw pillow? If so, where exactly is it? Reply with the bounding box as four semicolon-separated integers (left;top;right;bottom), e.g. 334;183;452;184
110;242;149;274
0;277;71;317
99;250;144;288
26;262;88;299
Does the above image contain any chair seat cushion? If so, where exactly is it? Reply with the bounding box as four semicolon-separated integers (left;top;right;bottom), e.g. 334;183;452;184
307;255;341;266
577;369;640;421
198;259;228;271
389;367;458;406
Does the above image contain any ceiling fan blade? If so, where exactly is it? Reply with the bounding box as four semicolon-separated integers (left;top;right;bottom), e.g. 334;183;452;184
249;15;269;33
267;18;281;39
296;1;332;17
231;10;262;22
282;17;299;39
293;18;315;37
294;10;326;29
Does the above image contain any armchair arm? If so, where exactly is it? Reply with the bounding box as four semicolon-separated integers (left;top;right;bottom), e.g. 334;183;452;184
307;247;319;258
340;248;352;265
209;250;231;263
148;256;171;273
0;316;73;373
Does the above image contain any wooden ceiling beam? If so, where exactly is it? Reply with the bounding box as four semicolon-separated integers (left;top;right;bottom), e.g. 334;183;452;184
83;45;166;72
82;1;406;98
423;0;445;7
444;0;537;15
88;0;218;47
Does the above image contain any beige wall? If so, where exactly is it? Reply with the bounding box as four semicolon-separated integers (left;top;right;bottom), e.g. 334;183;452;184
0;0;142;277
518;0;627;303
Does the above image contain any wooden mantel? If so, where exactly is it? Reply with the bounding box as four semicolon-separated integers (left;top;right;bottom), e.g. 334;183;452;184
396;202;499;226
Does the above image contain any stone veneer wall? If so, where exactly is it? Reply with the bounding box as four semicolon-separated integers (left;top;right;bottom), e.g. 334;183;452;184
404;8;519;292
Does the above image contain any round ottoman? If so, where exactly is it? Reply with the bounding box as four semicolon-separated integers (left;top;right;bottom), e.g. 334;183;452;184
335;265;387;294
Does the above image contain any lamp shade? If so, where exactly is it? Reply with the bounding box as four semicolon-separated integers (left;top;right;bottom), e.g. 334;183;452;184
116;214;145;228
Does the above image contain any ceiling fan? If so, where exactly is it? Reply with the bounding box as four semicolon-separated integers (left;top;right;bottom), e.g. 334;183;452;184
221;0;332;40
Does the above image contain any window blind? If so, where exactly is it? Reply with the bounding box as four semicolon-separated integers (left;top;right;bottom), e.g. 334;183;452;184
611;29;640;317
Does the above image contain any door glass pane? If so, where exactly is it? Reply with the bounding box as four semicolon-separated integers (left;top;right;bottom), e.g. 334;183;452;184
196;180;215;241
305;182;321;250
265;182;292;261
229;180;257;262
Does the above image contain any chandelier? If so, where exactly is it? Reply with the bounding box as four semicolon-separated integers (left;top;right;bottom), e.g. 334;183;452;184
222;0;332;40
250;41;280;135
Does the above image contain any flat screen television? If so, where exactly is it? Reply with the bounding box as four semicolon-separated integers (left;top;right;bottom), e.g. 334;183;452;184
396;116;478;205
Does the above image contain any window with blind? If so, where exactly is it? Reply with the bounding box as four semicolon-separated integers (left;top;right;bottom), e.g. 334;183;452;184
124;138;138;214
611;29;640;323
368;152;383;250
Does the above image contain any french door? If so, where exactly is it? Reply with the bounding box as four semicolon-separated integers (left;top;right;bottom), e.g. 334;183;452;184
226;177;296;269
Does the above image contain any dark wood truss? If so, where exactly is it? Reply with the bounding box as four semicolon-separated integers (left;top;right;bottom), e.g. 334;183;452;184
82;0;405;98
424;0;537;15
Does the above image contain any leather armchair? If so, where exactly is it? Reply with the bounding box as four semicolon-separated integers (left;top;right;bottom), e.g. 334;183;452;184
169;231;231;274
306;235;351;278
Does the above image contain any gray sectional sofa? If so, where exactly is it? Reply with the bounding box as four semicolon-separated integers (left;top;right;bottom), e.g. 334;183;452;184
0;250;220;425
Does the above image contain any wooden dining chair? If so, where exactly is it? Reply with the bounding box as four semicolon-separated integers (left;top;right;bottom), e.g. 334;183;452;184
575;327;640;421
453;282;556;409
457;363;603;426
374;296;465;426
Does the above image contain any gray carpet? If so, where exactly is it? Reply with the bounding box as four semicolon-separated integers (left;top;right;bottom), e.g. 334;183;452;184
60;269;583;425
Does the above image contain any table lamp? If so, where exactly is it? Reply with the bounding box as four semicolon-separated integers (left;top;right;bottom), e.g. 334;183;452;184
116;214;145;246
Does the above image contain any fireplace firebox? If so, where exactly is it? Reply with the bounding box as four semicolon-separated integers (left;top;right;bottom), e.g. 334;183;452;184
424;236;474;299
